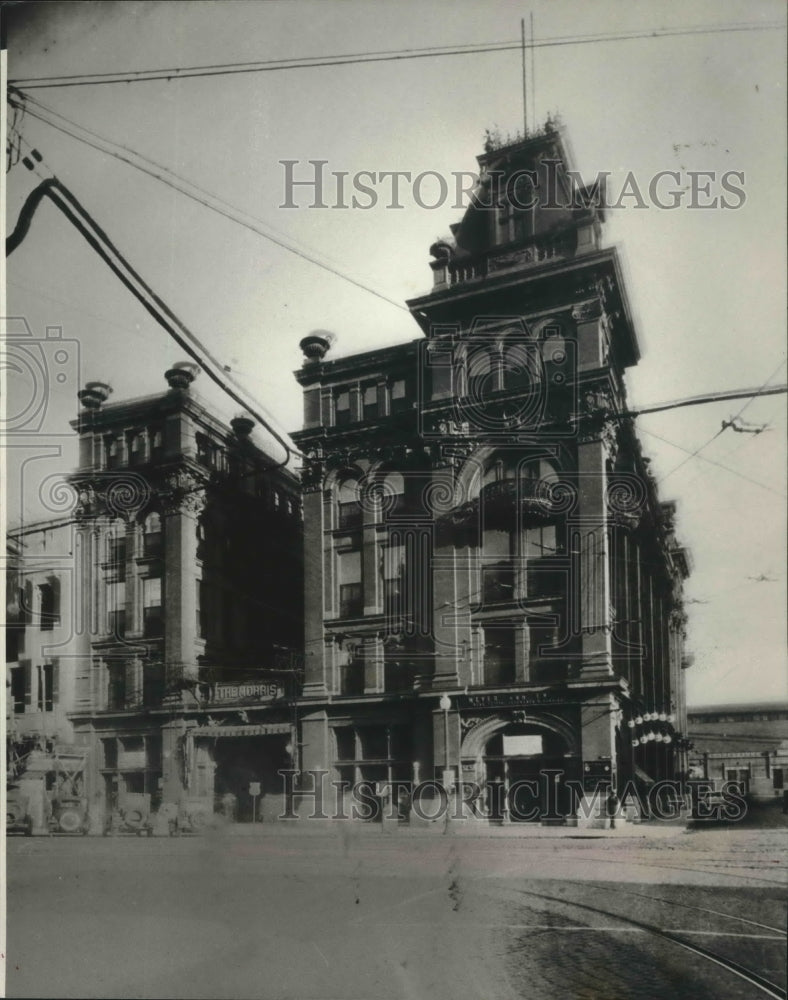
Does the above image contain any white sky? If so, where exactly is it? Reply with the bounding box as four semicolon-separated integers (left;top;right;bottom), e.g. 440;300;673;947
3;0;786;707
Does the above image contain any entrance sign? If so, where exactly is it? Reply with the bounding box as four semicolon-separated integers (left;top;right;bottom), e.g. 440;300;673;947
464;691;566;708
502;734;543;756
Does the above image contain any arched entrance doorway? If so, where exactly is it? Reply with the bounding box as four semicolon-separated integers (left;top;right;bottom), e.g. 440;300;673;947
462;714;580;823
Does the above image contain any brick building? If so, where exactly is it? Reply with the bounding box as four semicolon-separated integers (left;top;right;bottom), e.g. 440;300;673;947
291;125;692;823
7;363;303;831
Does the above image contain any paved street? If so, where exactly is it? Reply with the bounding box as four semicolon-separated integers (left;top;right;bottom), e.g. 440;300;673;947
5;825;787;999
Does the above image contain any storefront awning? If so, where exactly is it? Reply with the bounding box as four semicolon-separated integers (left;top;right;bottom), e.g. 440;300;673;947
19;755;86;774
192;724;291;738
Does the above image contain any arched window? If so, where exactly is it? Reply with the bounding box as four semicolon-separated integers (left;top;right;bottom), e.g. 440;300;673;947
502;341;538;391
143;512;162;559
466;343;496;399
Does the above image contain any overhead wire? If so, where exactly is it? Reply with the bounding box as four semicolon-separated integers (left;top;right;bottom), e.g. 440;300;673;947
9;20;785;89
7;90;409;313
6;162;300;469
655;357;788;486
637;426;785;498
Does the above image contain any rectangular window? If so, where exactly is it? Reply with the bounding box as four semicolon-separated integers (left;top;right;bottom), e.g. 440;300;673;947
523;524;558;558
335;390;351;426
143;519;163;559
390;379;408;413
482;564;515;604
528;614;566;682
363;385;378;421
339;648;365;695
106;581;126;638
338;500;362;530
383;543;405;610
128;432;145;467
10;666;26;714
774;769;784;790
358;727;388;761
107;664;126;710
384;647;415;693
42;663;55;711
483;625;516;685
482;528;514;605
102;738;118;769
109;537;127;582
338;550;362;618
143;662;164;706
143;577;163;638
39;581;60;631
150;428;165;464
334;727;356;761
106;436;121;469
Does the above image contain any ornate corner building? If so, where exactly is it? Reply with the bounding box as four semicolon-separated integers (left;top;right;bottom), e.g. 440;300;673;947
291;126;692;823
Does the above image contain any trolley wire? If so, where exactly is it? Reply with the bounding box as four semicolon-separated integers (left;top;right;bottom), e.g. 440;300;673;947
7;90;408;313
9;20;785;89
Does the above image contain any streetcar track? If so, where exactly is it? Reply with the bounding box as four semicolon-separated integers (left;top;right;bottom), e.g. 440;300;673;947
550;851;787;886
512;886;787;999
557;878;787;935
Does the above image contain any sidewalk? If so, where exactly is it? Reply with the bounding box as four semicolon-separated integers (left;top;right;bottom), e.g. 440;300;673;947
219;818;690;840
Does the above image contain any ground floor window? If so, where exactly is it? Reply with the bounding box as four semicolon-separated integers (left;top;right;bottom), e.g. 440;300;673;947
332;723;412;819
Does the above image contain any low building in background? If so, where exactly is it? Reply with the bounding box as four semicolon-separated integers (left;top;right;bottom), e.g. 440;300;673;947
687;702;788;801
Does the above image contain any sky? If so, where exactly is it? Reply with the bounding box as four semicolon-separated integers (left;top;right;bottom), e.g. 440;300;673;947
2;0;786;707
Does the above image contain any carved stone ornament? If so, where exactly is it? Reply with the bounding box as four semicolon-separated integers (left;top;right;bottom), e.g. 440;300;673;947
581;386;614;417
461;716;484;732
301;456;324;493
571;298;603;323
160;469;208;516
600;421;620;463
68;471;152;521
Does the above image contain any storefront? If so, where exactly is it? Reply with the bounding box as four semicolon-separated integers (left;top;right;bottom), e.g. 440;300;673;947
190;723;293;821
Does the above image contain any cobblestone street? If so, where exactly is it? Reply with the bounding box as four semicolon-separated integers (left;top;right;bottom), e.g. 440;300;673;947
6;824;786;999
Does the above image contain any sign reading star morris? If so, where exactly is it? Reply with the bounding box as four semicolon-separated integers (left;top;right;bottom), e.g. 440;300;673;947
212;683;283;703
